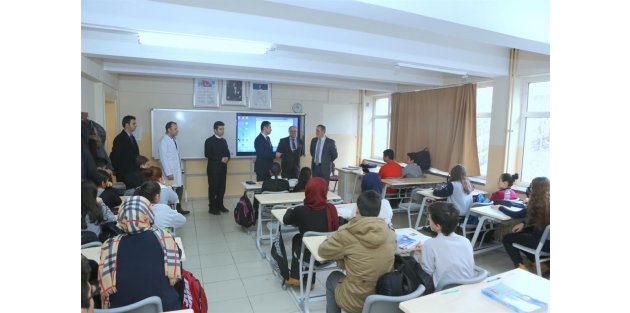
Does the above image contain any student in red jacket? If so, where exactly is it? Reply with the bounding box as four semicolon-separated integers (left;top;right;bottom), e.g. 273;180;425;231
490;173;519;201
378;149;402;194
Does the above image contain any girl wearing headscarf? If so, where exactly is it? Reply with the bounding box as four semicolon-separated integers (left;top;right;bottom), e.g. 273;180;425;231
98;195;181;310
283;177;339;288
361;172;393;225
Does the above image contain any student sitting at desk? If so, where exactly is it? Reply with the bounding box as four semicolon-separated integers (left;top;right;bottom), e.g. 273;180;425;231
417;202;475;288
402;152;423;178
98;195;182;311
501;177;550;274
134;181;187;233
361;172;393;226
262;162;290;192
433;164;474;216
146;166;180;208
319;190;396;313
283;177;339;289
489;172;520;201
291;167;312;192
82;180;117;243
94;171;122;211
122;155;149;194
378;149;402;194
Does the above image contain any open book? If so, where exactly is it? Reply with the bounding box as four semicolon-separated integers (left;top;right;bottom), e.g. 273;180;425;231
481;283;547;313
395;229;431;250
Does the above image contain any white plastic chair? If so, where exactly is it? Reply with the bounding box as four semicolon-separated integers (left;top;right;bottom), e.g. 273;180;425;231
94;296;162;313
81;241;102;249
298;231;339;296
512;225;550;276
396;187;424;228
435;266;489;291
361;283;426;313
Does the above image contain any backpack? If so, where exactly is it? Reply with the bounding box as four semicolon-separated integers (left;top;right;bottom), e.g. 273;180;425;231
233;191;256;227
270;224;290;282
376;255;435;296
415;148;431;171
181;269;208;313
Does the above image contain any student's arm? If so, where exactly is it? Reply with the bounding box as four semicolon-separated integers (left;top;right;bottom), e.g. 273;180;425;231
420;240;436;276
498;206;527;219
98;200;117;223
433;182;454;197
167;188;179;204
169;211;187;229
283;208;296;225
318;229;348;260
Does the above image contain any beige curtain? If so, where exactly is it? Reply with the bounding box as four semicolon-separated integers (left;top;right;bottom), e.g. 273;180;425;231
390;84;480;176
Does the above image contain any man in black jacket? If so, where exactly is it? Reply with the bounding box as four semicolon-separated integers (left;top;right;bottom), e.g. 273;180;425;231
276;126;304;179
204;121;231;215
109;115;139;184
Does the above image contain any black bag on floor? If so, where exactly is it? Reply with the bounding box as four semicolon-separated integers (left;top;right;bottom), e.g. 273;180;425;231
234;191;256;227
376;255;435;296
270;224;290;282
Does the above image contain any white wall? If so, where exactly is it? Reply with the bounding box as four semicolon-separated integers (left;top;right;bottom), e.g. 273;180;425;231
81;77;95;120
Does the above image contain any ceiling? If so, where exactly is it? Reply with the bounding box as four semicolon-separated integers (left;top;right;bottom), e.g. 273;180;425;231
81;0;549;92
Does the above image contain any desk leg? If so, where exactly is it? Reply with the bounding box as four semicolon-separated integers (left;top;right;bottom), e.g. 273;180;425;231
301;254;316;313
381;184;389;199
351;174;360;203
414;197;429;230
470;216;489;248
256;204;266;258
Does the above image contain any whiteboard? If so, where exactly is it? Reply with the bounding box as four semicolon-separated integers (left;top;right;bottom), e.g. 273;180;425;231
151;109;305;160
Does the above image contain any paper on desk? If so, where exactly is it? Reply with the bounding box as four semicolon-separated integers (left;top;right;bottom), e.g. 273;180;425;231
336;207;355;218
395;230;430;249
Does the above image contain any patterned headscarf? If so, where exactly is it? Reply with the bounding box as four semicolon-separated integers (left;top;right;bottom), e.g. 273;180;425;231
98;196;181;308
304;177;339;231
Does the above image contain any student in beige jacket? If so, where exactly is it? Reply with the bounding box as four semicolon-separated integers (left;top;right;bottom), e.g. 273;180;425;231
318;190;397;313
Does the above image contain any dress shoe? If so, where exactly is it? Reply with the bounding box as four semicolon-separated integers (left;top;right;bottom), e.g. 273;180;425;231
177;209;191;215
208;209;220;215
219;207;229;213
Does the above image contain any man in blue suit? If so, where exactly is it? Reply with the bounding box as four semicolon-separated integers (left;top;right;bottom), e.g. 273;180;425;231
254;121;278;181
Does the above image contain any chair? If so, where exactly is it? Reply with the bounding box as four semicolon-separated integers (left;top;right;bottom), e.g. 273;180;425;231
460;203;493;245
94;296;163;313
361;283;426;313
81;241;102;249
396;187;425;228
298;231;339;296
512;225;550;276
435;266;489;291
330;163;339;191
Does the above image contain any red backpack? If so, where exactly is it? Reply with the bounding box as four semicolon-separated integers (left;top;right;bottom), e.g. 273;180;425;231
182;269;208;313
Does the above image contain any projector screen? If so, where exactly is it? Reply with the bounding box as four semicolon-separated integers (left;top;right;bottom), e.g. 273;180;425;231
236;113;305;156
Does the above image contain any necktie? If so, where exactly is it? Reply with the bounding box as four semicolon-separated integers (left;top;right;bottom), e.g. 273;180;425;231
130;134;137;147
316;138;322;164
291;138;296;151
266;136;272;147
173;137;178;149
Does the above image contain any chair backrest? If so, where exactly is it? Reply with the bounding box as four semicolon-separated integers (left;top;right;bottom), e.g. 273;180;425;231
435;266;489;291
81;241;102;249
94;296;163;313
261;190;289;194
361;284;426;313
536;225;550;254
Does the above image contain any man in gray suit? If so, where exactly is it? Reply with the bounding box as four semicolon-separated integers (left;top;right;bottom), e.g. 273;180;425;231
310;124;338;183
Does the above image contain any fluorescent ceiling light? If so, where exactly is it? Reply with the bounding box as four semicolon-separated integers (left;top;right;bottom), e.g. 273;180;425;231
396;62;467;76
138;32;273;54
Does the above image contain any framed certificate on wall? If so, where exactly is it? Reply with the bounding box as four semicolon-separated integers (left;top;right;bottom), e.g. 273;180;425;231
193;78;219;108
249;82;272;110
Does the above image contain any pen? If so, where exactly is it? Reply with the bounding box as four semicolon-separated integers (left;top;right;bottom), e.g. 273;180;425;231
486;277;501;283
441;288;459;295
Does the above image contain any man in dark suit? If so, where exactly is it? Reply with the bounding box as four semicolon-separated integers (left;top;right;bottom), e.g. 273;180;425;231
254;121;278;181
109;115;140;184
276;126;304;179
310;124;338;183
204;121;231;215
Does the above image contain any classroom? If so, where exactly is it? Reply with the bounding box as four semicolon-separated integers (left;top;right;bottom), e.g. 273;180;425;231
81;1;550;313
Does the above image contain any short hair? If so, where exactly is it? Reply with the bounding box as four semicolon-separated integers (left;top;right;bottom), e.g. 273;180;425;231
357;190;381;217
135;155;149;167
81;255;92;309
261;121;271;131
383;149;395;160
165;121;177;132
427;202;460;236
134;181;161;203
214;121;224;130
288;126;296;131
122;115;136;127
94;171;110;186
270;162;281;177
146;166;163;182
316;124;326;133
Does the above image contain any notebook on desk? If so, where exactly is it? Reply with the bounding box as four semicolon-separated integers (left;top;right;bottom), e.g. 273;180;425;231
481;283;547;313
395;229;432;249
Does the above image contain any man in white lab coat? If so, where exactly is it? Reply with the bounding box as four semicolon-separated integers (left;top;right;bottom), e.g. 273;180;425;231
159;122;190;215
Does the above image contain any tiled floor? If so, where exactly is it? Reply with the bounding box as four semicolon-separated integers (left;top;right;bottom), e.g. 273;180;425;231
177;195;517;313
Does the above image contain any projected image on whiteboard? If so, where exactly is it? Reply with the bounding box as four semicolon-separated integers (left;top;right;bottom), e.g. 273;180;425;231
236;113;301;156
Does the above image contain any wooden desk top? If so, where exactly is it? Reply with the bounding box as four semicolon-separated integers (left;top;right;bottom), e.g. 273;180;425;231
399;268;549;313
416;189;487;199
271;203;357;224
255;191;341;205
242;179;298;191
302;235;329;262
471;205;512;221
382;177;444;186
81;237;186;262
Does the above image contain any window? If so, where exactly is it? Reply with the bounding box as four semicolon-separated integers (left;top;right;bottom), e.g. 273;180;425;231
519;80;549;182
508;78;550;184
476;85;493;177
372;97;390;159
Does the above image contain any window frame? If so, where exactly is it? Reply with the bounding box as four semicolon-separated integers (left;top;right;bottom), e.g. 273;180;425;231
370;95;391;160
475;83;493;178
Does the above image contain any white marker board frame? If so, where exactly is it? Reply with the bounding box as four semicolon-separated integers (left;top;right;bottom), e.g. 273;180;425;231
151;109;306;160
